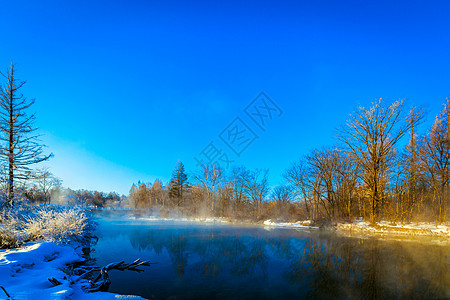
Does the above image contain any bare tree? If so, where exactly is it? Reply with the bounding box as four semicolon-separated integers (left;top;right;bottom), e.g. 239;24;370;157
283;160;313;219
149;179;165;207
307;148;341;219
334;152;359;221
271;185;292;217
339;99;423;223
129;181;150;208
0;63;52;205
33;167;62;204
218;181;233;217
392;108;426;223
194;163;223;214
230;166;249;214
421;99;450;224
245;168;269;217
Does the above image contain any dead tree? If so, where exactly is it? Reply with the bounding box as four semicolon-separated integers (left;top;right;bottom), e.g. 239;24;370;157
0;63;52;206
54;258;153;293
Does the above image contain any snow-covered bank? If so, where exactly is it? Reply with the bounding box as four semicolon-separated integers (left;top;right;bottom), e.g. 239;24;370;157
0;242;145;299
262;218;449;237
130;215;231;224
130;215;323;231
337;220;450;237
0;242;79;299
263;219;319;230
126;214;449;238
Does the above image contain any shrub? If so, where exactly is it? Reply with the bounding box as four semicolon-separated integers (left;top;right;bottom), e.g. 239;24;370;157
0;206;90;248
24;208;88;243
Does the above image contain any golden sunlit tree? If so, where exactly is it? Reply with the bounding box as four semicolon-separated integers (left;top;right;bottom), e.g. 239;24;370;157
421;99;450;224
339;99;423;223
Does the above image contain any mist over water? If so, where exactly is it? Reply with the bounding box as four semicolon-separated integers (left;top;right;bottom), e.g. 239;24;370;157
89;210;449;300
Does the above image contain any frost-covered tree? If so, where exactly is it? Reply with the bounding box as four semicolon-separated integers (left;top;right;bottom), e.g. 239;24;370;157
339;99;423;223
194;163;223;213
421;99;450;224
25;167;62;204
0;63;52;206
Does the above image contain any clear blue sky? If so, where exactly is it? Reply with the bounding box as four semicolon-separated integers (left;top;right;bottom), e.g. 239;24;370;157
1;0;449;195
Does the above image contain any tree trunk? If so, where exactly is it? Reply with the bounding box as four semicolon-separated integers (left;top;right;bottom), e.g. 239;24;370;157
8;78;14;206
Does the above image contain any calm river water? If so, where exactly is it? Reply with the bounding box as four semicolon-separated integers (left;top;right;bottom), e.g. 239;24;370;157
89;210;449;300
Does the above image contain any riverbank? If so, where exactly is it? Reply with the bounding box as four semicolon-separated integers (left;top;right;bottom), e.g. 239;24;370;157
0;206;148;299
129;213;449;238
128;214;321;230
127;212;450;238
0;241;146;299
336;220;450;237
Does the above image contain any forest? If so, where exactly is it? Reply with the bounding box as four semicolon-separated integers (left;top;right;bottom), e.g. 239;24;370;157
0;63;448;226
127;99;450;225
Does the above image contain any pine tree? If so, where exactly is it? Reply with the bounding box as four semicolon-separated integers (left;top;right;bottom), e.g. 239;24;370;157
168;162;189;208
0;63;52;206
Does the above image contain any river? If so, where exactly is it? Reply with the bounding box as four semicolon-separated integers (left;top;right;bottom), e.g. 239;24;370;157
89;210;449;300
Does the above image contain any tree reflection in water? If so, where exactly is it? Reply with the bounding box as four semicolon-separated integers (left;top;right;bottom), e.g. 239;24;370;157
93;215;449;300
284;235;448;299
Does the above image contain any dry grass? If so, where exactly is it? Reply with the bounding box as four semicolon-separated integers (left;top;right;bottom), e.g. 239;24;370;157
0;206;90;249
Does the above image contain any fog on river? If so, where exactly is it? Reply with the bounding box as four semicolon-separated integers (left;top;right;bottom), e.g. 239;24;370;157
88;211;449;300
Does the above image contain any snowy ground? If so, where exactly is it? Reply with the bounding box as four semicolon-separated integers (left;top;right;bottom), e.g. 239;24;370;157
337;219;450;237
131;215;323;230
263;219;319;230
131;215;231;224
0;242;145;300
262;219;449;237
130;215;449;237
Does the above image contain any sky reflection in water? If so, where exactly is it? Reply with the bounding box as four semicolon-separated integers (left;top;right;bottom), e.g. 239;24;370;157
90;211;449;300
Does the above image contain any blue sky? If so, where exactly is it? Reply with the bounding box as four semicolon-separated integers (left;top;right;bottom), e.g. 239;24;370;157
0;0;449;195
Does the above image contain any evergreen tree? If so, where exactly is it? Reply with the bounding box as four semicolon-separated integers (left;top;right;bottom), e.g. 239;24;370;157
168;162;189;207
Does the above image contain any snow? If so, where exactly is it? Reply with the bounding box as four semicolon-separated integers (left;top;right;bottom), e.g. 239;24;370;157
0;242;145;300
131;215;321;230
129;215;448;237
263;219;319;230
130;215;231;224
0;242;80;299
337;219;450;237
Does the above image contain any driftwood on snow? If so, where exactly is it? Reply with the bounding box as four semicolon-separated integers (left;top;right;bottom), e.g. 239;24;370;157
50;258;153;292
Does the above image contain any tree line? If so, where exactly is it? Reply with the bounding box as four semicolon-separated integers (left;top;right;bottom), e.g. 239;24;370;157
0;63;448;224
130;99;449;224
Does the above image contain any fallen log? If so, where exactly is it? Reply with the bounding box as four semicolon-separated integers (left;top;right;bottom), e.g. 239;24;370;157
48;277;62;286
61;258;154;293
